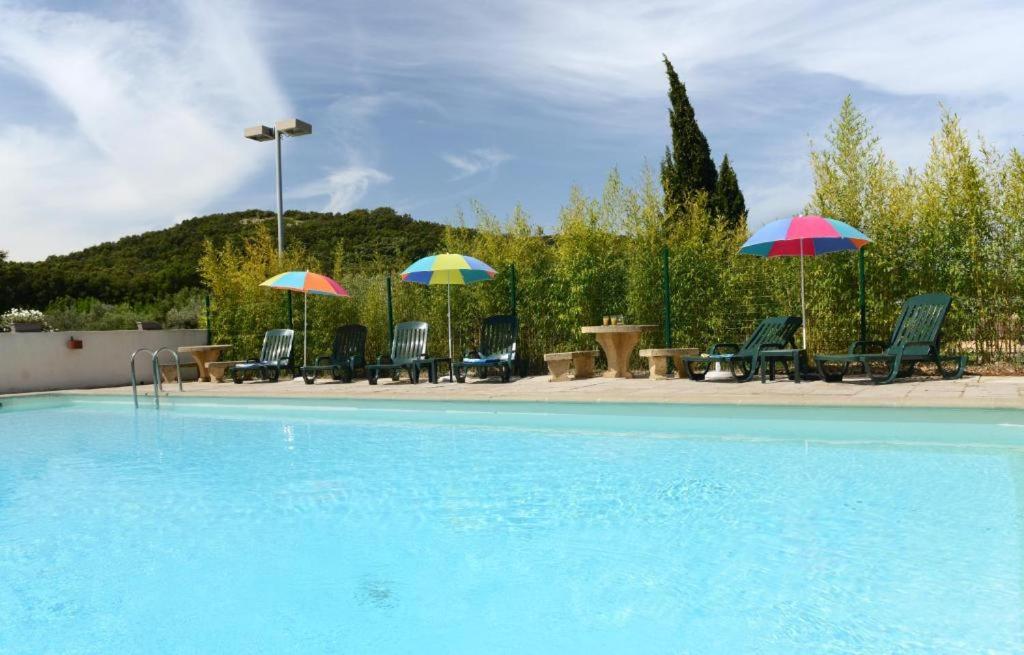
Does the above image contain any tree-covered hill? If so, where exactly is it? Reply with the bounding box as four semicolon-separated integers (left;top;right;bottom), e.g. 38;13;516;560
0;207;450;312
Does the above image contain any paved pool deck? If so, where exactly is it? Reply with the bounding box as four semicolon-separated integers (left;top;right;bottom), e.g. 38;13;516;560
67;372;1024;409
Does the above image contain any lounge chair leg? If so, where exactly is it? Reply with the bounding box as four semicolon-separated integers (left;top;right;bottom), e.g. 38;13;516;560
683;360;708;381
868;356;901;384
815;359;845;383
731;359;755;382
938;355;967;379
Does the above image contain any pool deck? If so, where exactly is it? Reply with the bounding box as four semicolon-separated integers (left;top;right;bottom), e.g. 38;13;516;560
63;372;1024;409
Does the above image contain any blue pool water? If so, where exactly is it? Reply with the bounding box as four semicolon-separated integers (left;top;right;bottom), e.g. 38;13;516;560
1;396;1023;653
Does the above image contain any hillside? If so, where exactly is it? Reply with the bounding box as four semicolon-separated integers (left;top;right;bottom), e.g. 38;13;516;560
0;208;450;312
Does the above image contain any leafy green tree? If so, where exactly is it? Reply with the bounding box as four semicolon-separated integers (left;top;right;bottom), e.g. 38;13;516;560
711;154;746;230
1;207;448;313
806;96;904;349
660;55;717;222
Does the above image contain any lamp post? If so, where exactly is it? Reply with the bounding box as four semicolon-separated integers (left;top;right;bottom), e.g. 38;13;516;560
243;118;313;257
244;118;312;329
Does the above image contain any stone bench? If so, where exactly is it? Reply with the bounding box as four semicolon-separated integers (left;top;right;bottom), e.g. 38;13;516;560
159;362;199;383
206;360;244;383
639;347;699;380
543;350;599;382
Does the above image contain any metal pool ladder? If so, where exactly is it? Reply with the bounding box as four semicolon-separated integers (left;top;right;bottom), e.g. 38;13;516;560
129;347;183;408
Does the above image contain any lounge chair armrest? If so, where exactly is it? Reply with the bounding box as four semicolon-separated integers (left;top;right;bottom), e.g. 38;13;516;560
847;340;888;354
376;355;393;366
314;355;332;366
754;342;788;353
709;343;740;355
897;340;937;355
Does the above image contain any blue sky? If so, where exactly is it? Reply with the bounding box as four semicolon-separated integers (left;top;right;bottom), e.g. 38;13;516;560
2;0;1022;261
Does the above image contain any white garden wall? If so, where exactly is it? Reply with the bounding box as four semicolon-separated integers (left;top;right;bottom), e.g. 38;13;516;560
0;329;208;393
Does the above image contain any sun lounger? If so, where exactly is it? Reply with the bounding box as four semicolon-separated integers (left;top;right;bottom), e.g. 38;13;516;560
682;316;802;382
815;293;966;384
454;315;517;383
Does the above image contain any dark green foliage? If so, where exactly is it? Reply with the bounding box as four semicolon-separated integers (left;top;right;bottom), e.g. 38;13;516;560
660;55;717;220
711;154;747;230
42;289;204;331
2;207;448;312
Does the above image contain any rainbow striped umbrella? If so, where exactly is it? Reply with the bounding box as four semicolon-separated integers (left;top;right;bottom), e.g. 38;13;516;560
260;271;350;368
740;215;870;347
401;254;497;365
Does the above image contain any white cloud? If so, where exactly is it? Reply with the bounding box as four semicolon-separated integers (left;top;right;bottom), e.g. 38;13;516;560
5;0;1023;258
0;1;289;260
441;148;511;180
297;0;1023;226
339;1;1023;109
293;166;391;212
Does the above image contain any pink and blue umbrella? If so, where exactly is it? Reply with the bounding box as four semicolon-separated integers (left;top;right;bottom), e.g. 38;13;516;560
740;215;871;347
260;271;350;368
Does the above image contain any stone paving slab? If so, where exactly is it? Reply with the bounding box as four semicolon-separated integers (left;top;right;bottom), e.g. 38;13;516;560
51;373;1024;409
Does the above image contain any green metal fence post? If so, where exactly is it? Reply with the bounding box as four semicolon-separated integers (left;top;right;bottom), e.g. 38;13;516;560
205;293;211;345
662;246;672;348
859;247;866;343
510;264;517;316
385;274;394;343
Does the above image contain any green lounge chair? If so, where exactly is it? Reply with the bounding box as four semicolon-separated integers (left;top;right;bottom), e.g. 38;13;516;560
230;329;294;383
682;316;802;382
366;321;431;385
299;324;367;384
453;315;517;383
815;292;967;384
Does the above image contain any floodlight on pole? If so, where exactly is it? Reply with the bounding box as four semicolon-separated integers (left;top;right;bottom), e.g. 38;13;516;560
243;118;313;258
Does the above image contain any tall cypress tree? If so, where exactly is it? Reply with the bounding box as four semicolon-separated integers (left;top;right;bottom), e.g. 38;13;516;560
711;154;746;230
660;55;717;219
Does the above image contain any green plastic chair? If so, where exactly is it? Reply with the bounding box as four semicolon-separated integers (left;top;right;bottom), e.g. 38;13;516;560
682;316;802;382
300;324;367;384
366;321;431;384
454;315;517;383
815;293;967;384
229;329;294;383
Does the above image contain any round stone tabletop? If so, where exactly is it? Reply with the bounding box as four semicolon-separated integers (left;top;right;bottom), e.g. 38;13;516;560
580;324;657;334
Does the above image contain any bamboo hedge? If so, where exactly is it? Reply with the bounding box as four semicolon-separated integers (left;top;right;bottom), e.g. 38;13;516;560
200;99;1024;373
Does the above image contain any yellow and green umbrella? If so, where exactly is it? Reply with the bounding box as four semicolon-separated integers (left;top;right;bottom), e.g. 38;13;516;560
401;254;496;364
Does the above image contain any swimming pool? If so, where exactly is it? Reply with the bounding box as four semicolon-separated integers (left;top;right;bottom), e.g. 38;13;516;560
1;395;1023;653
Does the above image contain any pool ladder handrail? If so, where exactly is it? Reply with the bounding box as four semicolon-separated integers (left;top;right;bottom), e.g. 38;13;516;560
129;347;183;408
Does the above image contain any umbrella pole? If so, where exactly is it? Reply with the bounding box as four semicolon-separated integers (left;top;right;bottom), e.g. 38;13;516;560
800;240;807;349
303;290;308;368
447;281;453;363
